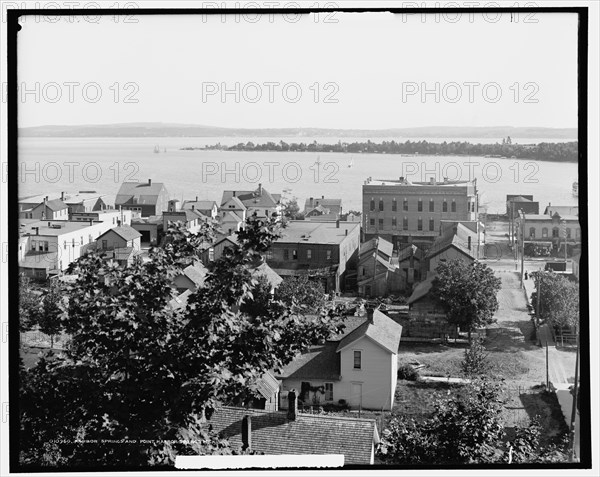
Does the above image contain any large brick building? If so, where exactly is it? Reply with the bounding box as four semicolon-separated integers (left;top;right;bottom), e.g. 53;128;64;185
362;176;478;249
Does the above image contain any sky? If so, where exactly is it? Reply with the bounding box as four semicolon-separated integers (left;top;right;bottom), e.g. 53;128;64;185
15;10;579;129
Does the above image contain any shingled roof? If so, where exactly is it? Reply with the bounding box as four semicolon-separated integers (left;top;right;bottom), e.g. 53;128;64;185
426;223;476;261
33;199;68;212
208;406;379;465
99;225;141;242
115;181;167;206
336;309;402;354
276;342;341;381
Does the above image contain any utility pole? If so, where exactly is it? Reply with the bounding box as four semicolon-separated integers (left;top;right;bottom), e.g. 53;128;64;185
536;269;542;319
520;214;525;288
570;333;580;461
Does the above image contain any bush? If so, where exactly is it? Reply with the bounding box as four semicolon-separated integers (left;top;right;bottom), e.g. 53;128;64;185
461;338;489;376
397;364;419;381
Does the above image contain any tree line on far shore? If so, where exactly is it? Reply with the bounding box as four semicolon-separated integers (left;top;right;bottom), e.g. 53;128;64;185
190;139;578;162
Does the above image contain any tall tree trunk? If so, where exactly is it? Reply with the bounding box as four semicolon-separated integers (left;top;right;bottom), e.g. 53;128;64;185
468;329;472;344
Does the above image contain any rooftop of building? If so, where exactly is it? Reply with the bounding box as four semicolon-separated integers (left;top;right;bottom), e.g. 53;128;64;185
275;221;359;245
19;191;109;204
364;176;475;187
98;224;142;242
221;185;280;208
426;223;477;260
21;220;100;236
115;180;168;205
182;199;218;210
207;405;379;465
523;213;579;222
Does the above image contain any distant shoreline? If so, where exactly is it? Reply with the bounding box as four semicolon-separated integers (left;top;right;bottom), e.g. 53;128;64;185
180;139;578;163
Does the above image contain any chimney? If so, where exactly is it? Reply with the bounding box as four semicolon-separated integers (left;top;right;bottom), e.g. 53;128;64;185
345;229;348;236
336;219;340;228
61;191;65;201
242;415;252;451
233;191;236;197
443;177;449;184
429;177;435;185
34;227;39;235
322;195;324;199
191;205;195;211
258;183;263;195
366;307;374;322
195;195;198;202
287;390;297;421
89;219;94;226
148;179;152;186
48;222;51;227
117;219;121;227
399;176;404;182
309;197;313;206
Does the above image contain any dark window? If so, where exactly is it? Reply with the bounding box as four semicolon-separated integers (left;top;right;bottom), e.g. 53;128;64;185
529;228;535;239
451;200;456;212
283;249;289;260
403;217;408;230
326;250;332;260
378;219;384;229
392;198;397;211
307;249;312;259
418;218;423;231
392;216;397;228
370;198;375;211
443;201;448;212
369;218;375;226
325;382;334;401
379;199;384;211
353;350;362;369
429;199;434;212
552;228;559;238
292;250;298;260
418;199;423;212
566;228;571;239
429;218;435;231
403;198;408;211
542;228;548;238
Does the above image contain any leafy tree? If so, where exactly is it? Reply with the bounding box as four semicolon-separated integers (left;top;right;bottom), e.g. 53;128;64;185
30;280;65;349
281;198;303;220
378;379;506;464
431;259;501;341
18;273;40;332
274;275;326;313
19;215;344;468
531;272;579;331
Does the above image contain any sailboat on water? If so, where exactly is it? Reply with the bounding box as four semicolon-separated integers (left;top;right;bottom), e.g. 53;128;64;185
348;156;354;168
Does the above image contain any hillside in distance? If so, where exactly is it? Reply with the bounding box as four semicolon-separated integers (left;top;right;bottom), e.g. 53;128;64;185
18;123;578;139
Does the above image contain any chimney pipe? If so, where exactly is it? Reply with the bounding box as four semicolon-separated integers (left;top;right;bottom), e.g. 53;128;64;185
191;205;195;211
61;191;65;201
48;222;51;227
242;415;252;451
258;183;263;195
34;227;39;235
322;195;324;199
89;219;94;226
309;197;313;206
336;219;340;228
233;191;236;197
196;195;198;202
148;178;152;186
345;229;348;236
287;390;297;421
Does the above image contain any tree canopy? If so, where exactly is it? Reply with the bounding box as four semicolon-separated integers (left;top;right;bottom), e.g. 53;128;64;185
19;214;344;468
431;259;501;338
530;271;579;331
